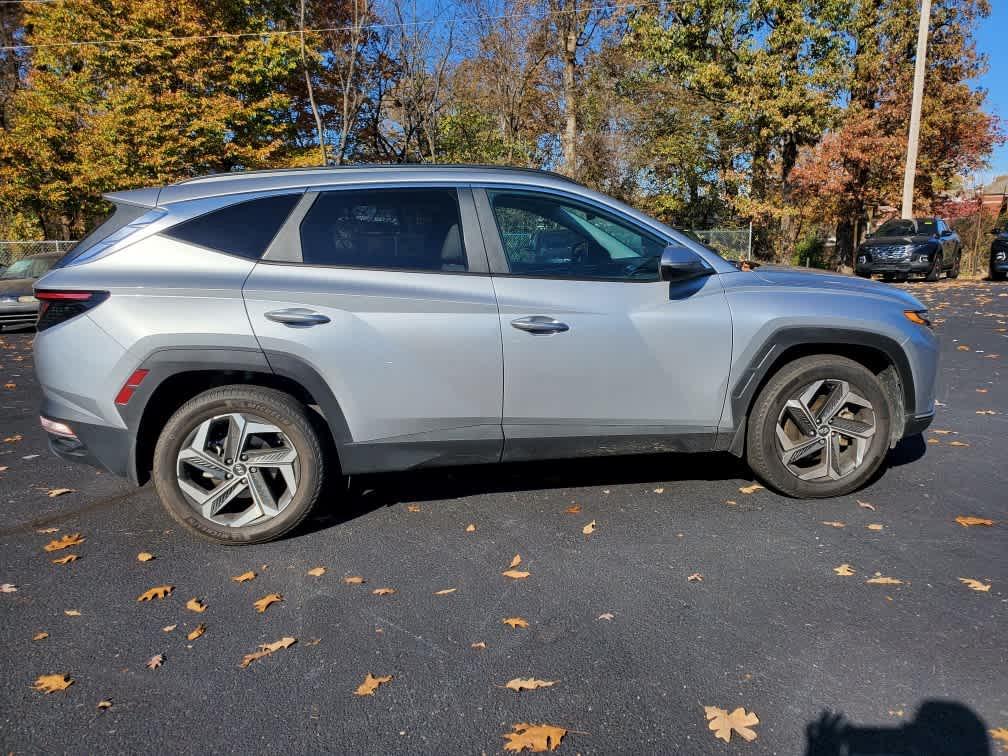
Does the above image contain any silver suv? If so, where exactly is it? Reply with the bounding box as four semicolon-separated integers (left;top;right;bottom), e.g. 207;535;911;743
34;166;938;544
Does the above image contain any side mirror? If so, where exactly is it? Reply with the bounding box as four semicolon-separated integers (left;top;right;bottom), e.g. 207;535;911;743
660;245;714;283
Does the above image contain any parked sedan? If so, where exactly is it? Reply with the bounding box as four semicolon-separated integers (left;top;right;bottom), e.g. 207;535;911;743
856;217;961;282
991;219;1008;281
0;253;62;330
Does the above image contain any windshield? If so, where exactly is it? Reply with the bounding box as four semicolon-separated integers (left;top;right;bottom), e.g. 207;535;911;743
873;218;936;237
0;256;58;280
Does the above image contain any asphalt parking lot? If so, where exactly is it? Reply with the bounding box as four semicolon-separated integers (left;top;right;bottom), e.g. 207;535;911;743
1;280;1006;754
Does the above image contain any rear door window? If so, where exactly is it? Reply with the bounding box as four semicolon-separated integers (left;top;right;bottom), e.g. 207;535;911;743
162;193;301;259
298;188;467;272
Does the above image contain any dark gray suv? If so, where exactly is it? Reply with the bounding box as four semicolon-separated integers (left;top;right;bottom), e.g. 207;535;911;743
856;217;962;282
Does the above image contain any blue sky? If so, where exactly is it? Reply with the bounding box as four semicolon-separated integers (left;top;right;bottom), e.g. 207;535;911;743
975;2;1007;184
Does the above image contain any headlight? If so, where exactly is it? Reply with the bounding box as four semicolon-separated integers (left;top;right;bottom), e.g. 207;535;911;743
996;250;1006;261
18;295;38;304
857;255;867;264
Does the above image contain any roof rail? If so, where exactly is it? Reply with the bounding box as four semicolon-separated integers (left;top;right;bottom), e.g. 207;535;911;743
176;163;584;188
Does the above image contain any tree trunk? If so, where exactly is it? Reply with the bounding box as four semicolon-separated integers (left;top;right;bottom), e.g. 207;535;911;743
561;30;578;175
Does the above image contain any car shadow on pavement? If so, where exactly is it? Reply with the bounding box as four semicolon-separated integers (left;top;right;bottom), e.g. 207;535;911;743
301;450;751;534
885;433;927;468
804;700;991;756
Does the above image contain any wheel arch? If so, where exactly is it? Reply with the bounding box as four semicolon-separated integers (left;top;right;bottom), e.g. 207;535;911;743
724;328;914;456
124;348;349;485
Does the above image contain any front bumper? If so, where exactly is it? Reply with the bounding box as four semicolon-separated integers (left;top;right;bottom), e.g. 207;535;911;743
43;414;138;485
855;260;932;276
0;303;38;328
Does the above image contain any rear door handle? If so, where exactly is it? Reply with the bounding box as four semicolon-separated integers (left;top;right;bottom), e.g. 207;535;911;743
510;315;570;334
265;308;330;326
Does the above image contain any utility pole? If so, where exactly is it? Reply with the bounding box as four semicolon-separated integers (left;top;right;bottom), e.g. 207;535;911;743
900;0;931;219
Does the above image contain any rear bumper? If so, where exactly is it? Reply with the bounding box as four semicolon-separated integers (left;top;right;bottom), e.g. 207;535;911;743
43;414;138;485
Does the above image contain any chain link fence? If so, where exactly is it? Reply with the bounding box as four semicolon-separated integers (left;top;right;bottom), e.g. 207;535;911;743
688;228;751;261
0;240;76;268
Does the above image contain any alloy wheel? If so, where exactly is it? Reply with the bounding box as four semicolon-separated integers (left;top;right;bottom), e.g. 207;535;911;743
175;413;299;527
775;379;877;481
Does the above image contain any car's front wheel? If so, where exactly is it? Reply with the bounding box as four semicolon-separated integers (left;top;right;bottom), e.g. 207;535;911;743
153;386;325;544
745;355;892;498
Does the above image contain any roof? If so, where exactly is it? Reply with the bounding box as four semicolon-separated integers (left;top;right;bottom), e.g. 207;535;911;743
106;164;587;208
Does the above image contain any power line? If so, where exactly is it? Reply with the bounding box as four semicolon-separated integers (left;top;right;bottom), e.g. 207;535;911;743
0;1;657;52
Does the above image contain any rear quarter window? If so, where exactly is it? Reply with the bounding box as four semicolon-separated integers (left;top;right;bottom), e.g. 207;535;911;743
162;194;301;259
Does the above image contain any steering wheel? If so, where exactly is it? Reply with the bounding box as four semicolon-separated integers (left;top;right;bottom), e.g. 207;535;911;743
623;255;658;277
570;239;589;264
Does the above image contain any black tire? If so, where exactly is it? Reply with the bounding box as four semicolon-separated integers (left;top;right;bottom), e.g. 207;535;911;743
925;253;942;282
745;355;893;499
153;385;325;544
991;270;1006;282
948;252;961;279
856;271;872;279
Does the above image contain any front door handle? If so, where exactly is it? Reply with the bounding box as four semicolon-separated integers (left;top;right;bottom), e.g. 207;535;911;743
510;315;570;334
265;308;330;326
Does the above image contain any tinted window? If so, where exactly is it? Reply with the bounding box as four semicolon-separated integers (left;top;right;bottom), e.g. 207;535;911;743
299;189;466;272
163;194;300;259
488;191;667;280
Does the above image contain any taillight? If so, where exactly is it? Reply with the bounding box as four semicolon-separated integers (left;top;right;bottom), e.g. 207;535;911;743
114;369;149;405
35;290;109;331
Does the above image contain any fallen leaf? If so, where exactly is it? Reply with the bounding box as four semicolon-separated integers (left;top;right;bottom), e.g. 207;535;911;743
3;434;23;443
47;488;74;498
822;521;846;528
582;520;596;536
927;438;940;444
186;597;206;613
232;571;256;583
834;564;855;576
958;577;991;592
137;585;173;602
239;636;296;668
137;552;154;562
51;554;78;565
434;587;456;595
33;674;73;693
866;575;903;585
509;553;522;569
598;612;614;621
97;700;112;710
687;572;703;582
36;527;58;534
505;677;557;692
471;641;486;649
931;429;954;435
564;504;581;514
64;610;80;616
704;706;760;743
253;593;283;613
502;569;531;580
503;723;567;752
857;501;876;511
957;345;970;351
976;388;989;393
725;499;737;506
343;575;365;585
976;410;998;415
653;487;665;494
307;566;326;577
145;654;164;670
354;673;393;696
187;624;206;641
503;617;529;629
33;631;48;641
43;533;84;552
162;624;177;633
372;587;396;596
3;381;14;389
867;523;884;531
1;583;17;593
739;484;763;494
955;516;994;527
948;440;970;447
407;504;421;512
990;728;1008;752
465;524;476;532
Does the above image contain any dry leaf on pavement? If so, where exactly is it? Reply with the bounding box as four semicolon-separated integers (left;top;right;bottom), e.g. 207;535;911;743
834;564;855;576
857;501;876;511
47;488;74;498
958;578;991;592
705;706;759;743
407;504;421;512
187;624;206;641
137;585;173;601
33;674;73;693
465;524;477;532
989;728;1008;752
867;524;884;531
509;553;522;568
434;587;456;595
822;521;846;528
504;678;557;692
36;527;58;534
33;631;48;641
186;597;206;613
582;520;596;536
565;504;581;514
307;566;326;577
471;641;486;649
146;654;164;670
687;573;703;582
955;516;994;527
343;575;365;585
163;624;177;632
739;484;763;494
372;587;396;596
866;574;903;585
503;617;529;629
239;636;296;668
253;593;283;613
354;673;393;696
137;552;154;562
63;609;80;616
232;571;256;583
503;569;531;580
51;554;78;565
948;440;970;447
1;583;17;593
598;612;614;621
97;700;112;710
43;533;84;552
503;723;567;752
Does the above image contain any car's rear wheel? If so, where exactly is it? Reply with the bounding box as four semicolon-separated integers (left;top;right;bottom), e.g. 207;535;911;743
153;386;325;544
948;252;961;279
745;355;892;498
